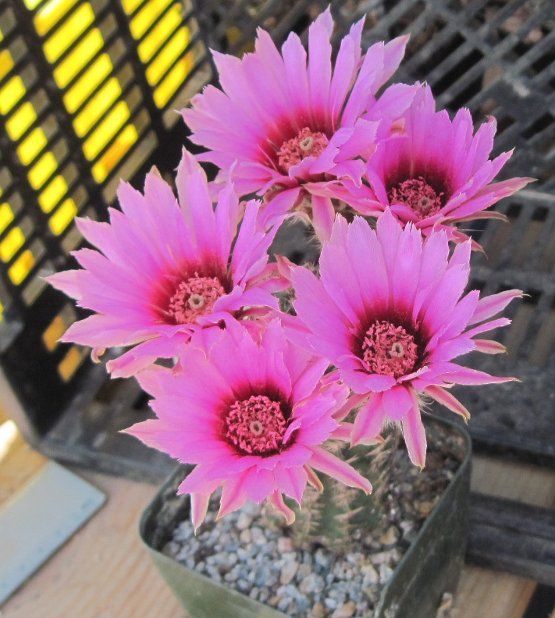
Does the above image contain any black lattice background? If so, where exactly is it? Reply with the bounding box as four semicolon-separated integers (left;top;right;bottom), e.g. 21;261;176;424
1;0;553;478
0;0;211;478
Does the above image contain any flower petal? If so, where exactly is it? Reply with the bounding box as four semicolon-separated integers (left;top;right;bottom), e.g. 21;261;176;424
191;492;211;534
269;491;295;525
309;446;372;494
401;392;427;468
425;384;470;422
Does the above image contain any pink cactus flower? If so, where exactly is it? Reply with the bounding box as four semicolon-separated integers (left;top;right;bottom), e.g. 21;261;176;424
182;7;416;241
357;85;532;246
47;149;286;378
291;210;521;467
125;319;372;529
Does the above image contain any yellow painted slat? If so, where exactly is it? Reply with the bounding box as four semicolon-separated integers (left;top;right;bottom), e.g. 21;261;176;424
137;6;181;64
0;204;15;234
83;101;129;160
74;78;121;137
39;175;68;214
44;3;95;64
63;54;112;114
49;198;77;235
0;76;26;115
154;55;192;108
17;127;47;166
33;0;79;37
92;124;138;182
53;29;103;89
121;0;143;13
0;49;14;82
5;102;37;141
146;26;188;86
43;314;66;351
0;228;24;262
28;152;57;190
58;346;85;381
23;0;45;11
8;250;34;285
130;0;172;40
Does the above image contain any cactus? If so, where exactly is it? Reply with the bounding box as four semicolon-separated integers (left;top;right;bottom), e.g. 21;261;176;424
291;426;400;552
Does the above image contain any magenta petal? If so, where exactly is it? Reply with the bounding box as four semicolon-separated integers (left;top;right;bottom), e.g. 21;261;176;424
381;385;414;421
274;465;307;503
215;180;241;261
191;492;211;533
441;365;517;386
400;393;426;468
75;217;120;263
342;367;396;394
290;354;330;402
329;17;363;120
309;446;372;494
107;335;183;378
465;317;511;338
218;475;249;519
425;385;470;422
381;35;410;85
243;467;275;503
291;265;352;353
333;392;368;422
45;270;83;300
124;419;203;463
469;289;523;325
281;31;309;115
176;148;218;252
178;465;223;495
62;315;153;348
474;339;506;355
269;491;296;525
351;393;385;445
307;7;333;116
311;194;335;241
260;187;301;229
332;423;355;441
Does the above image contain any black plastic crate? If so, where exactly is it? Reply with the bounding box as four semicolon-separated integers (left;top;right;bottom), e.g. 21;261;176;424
457;189;555;464
1;0;553;480
0;0;213;479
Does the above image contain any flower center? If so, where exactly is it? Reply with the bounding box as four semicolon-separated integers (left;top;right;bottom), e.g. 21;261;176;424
361;320;418;378
224;394;288;456
277;127;329;173
388;176;444;220
166;273;225;324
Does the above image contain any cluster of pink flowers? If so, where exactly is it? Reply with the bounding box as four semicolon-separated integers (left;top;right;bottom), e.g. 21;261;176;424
49;9;529;530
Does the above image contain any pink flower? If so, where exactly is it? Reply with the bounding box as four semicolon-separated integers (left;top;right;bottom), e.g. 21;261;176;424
125;319;372;530
47;149;285;378
291;210;521;467
357;85;532;246
182;8;415;241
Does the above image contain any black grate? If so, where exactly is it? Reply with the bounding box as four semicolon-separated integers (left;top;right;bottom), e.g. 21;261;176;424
457;189;555;464
1;0;553;478
0;0;212;478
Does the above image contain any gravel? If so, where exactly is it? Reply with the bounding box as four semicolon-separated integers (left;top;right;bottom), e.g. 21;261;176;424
163;422;465;617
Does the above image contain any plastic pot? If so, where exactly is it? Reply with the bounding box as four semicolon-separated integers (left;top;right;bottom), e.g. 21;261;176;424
139;416;471;618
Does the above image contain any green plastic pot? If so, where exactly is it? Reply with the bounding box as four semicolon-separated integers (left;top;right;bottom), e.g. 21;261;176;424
139;416;471;618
